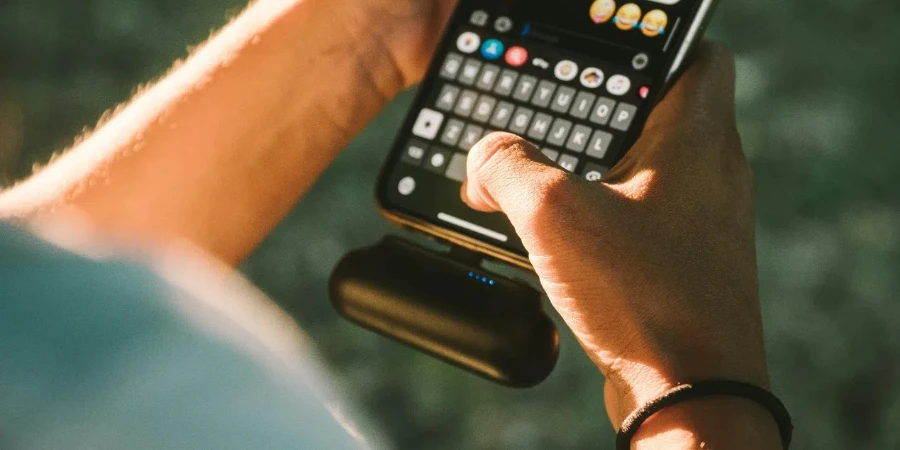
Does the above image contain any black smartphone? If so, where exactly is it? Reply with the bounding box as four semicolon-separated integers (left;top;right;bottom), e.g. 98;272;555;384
376;0;717;269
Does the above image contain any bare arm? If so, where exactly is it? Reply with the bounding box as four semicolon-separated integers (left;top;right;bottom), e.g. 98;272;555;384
0;0;454;265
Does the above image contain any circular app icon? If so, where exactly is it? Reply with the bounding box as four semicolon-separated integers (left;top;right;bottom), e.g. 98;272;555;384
606;74;632;96
554;60;579;81
580;67;605;88
398;177;416;196
639;86;650;99
632;53;649;70
589;0;617;24
480;39;505;60
457;31;481;54
505;46;529;67
640;9;668;37
470;10;489;27
614;3;642;31
494;17;514;33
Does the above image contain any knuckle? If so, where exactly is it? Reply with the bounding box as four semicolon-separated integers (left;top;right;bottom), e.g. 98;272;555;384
535;170;575;206
469;132;532;177
526;171;583;230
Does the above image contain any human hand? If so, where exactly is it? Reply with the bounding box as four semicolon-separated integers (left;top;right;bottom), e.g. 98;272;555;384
462;43;776;443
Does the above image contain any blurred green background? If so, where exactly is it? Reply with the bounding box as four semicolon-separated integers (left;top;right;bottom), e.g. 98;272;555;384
1;1;899;449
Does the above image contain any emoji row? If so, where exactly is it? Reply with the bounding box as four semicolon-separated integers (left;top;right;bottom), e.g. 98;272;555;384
590;0;669;37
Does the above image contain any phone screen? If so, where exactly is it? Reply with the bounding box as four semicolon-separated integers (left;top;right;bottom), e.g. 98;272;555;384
377;0;707;260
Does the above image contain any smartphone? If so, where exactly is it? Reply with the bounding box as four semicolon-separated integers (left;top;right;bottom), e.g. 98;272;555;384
376;0;717;269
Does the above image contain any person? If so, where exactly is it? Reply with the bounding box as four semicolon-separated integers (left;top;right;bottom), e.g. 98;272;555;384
0;0;781;448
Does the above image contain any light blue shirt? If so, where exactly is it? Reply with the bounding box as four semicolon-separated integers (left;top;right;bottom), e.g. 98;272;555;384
0;222;367;450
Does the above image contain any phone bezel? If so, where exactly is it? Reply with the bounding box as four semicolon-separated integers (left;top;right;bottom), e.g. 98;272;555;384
374;0;718;271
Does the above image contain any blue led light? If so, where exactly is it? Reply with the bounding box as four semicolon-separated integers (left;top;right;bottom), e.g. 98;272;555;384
467;271;496;286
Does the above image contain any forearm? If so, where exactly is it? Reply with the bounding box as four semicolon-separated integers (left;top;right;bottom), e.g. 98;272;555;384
0;0;407;264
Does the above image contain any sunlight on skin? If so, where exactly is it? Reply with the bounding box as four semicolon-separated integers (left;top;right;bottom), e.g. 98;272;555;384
635;428;697;449
610;168;657;202
0;0;424;265
0;0;296;215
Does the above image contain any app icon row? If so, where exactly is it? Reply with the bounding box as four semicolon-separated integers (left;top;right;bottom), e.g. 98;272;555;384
469;10;514;33
454;33;635;96
590;0;669;37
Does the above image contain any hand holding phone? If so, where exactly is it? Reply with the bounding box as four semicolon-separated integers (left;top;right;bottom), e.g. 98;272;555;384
377;0;717;268
464;43;779;446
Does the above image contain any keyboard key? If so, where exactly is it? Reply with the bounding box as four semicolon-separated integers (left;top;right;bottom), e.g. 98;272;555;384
589;97;617;125
459;124;484;151
471;95;497;123
454;89;479;117
541;148;560;162
558;154;579;172
440;118;465;146
459;58;482;85
412;108;444;140
445;153;468;182
425;147;453;174
586;129;614;159
527;112;553;141
512;75;538;102
582;163;609;181
570;91;596;119
508;107;534;134
402;139;429;166
551;86;576;113
566;124;592;153
490;101;515;128
440;53;465;80
476;64;501;91
482;129;498;139
435;84;461;112
531;80;557;108
611;103;638;131
494;69;519;97
546;118;573;147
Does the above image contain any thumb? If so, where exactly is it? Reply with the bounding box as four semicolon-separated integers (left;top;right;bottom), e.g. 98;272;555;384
462;132;611;248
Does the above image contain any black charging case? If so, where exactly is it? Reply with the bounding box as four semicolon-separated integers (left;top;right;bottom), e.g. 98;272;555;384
329;236;559;387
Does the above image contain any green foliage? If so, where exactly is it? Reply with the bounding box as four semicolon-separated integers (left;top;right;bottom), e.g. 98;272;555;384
2;1;899;448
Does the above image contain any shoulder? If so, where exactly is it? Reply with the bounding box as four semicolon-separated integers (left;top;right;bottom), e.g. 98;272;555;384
0;222;373;450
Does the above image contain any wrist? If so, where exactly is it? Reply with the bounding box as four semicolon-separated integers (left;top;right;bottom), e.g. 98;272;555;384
600;340;771;426
355;0;457;87
631;396;782;449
